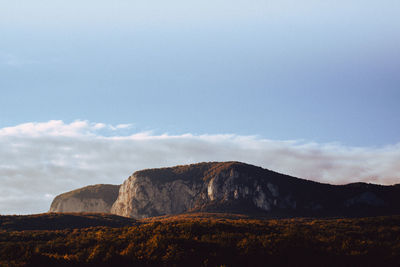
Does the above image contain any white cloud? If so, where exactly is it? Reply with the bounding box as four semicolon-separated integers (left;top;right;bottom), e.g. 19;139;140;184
109;123;133;131
93;123;107;130
115;124;132;129
1;120;399;215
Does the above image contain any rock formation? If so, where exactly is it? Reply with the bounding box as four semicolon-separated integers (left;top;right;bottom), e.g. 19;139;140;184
51;162;400;218
49;184;120;213
110;162;400;218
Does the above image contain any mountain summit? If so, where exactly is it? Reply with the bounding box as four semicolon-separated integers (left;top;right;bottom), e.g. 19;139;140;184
51;162;400;218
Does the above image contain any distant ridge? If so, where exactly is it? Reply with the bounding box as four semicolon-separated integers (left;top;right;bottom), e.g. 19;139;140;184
51;162;400;219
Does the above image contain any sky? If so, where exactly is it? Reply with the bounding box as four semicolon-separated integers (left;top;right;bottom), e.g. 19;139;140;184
1;0;400;214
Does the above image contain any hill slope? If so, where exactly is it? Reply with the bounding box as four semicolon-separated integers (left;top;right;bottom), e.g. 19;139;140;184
1;214;400;266
0;212;137;231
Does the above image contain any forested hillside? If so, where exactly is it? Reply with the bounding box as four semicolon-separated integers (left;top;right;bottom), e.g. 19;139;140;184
1;213;400;266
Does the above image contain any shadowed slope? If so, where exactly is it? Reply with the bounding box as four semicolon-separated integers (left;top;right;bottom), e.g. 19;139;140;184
0;213;137;231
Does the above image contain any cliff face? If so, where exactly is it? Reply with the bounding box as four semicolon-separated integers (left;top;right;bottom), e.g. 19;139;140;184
49;184;120;213
110;162;400;218
111;176;203;218
51;162;400;219
110;162;309;218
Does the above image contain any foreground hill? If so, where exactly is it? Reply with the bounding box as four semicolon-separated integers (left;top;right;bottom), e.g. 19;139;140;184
0;213;137;231
52;162;400;218
1;213;400;266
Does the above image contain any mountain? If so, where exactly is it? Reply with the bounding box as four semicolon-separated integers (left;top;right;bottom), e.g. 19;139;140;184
51;162;400;218
49;184;120;213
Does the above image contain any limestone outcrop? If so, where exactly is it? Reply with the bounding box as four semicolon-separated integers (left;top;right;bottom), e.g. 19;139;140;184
49;184;120;213
50;162;400;218
110;162;400;218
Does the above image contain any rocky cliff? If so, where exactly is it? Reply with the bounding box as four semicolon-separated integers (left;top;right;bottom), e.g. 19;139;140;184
49;184;120;213
51;162;400;218
110;162;400;218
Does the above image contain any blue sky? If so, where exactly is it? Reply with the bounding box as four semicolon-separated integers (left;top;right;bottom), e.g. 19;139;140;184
1;0;400;213
1;0;399;146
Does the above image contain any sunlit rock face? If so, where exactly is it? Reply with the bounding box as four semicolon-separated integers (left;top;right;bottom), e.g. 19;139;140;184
111;162;308;218
52;162;400;219
111;175;203;218
49;184;120;213
50;197;110;213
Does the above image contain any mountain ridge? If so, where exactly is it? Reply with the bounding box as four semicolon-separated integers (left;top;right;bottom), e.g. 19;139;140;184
50;161;400;218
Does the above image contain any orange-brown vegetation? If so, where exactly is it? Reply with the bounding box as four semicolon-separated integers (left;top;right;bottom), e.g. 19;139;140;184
1;213;400;266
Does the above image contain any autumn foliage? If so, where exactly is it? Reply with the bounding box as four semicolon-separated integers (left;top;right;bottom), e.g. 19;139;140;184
1;213;400;266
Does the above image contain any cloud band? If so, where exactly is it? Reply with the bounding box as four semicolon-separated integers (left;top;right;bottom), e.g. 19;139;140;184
1;120;399;214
